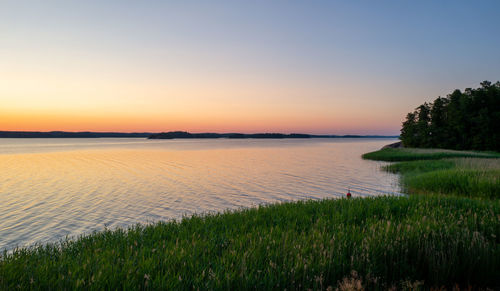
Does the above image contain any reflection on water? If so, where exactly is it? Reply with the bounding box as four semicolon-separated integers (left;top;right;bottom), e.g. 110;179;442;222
0;138;401;250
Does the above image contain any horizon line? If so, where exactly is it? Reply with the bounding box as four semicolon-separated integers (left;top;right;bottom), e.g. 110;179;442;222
0;130;400;136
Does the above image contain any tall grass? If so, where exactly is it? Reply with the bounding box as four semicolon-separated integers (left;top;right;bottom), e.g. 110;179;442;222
362;148;500;162
383;159;455;173
404;168;500;199
385;158;499;199
1;196;499;290
364;148;500;199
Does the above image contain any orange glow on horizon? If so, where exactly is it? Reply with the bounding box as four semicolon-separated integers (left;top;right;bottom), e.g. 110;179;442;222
1;51;402;135
0;107;399;135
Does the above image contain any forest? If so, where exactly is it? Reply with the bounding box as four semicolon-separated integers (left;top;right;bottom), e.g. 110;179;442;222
400;81;500;151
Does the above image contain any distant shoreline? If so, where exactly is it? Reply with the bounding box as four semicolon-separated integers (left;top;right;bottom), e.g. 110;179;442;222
0;131;152;138
0;130;399;139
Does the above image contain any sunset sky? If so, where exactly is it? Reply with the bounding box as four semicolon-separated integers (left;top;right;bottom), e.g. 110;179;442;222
1;1;500;135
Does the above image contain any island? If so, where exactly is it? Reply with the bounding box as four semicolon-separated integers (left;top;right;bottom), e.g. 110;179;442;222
147;131;398;139
0;130;399;139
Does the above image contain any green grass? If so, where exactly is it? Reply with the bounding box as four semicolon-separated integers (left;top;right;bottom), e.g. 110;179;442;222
364;148;500;199
1;195;499;290
362;147;500;162
383;159;456;173
404;168;500;199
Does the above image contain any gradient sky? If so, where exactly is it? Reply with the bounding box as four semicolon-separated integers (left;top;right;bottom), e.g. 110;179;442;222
1;1;500;135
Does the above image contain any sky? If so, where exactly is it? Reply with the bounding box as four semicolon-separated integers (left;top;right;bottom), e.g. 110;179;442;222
1;1;500;135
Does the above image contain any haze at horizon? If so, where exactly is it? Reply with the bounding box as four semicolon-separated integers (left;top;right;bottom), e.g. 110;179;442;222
1;1;500;135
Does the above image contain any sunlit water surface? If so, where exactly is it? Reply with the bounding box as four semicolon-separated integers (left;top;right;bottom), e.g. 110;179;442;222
0;138;401;250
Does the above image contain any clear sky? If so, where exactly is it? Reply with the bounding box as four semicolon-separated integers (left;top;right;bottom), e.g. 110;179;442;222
1;1;499;135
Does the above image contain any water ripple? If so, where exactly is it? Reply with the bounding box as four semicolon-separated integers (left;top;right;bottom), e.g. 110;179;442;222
0;138;401;250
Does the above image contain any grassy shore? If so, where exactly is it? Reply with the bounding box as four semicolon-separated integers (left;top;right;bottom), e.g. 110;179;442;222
362;147;500;162
1;196;499;290
1;147;499;290
363;148;500;199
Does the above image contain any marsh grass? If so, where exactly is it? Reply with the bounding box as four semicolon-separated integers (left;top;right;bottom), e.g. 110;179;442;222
1;196;499;290
362;148;500;162
365;148;500;199
404;168;500;198
383;158;500;199
383;159;455;173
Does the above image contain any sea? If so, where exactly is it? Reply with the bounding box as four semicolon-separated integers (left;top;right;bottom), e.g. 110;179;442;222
0;138;402;250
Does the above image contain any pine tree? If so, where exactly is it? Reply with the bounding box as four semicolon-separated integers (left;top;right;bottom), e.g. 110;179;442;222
400;81;500;151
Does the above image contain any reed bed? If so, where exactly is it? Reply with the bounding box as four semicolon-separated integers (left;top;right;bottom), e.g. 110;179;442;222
1;195;499;290
406;169;499;198
364;148;500;199
381;158;500;199
362;148;500;162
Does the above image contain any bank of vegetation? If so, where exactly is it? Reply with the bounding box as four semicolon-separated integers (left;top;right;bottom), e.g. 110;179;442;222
1;194;499;290
363;148;500;200
386;156;499;199
362;147;499;162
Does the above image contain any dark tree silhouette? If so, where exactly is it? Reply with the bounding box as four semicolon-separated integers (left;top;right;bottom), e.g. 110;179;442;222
400;112;418;147
416;103;431;147
429;97;447;148
400;81;500;151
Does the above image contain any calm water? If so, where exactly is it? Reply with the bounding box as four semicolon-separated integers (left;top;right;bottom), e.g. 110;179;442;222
0;138;401;250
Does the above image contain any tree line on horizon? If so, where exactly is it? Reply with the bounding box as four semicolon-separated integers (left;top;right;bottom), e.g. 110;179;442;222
400;81;500;151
